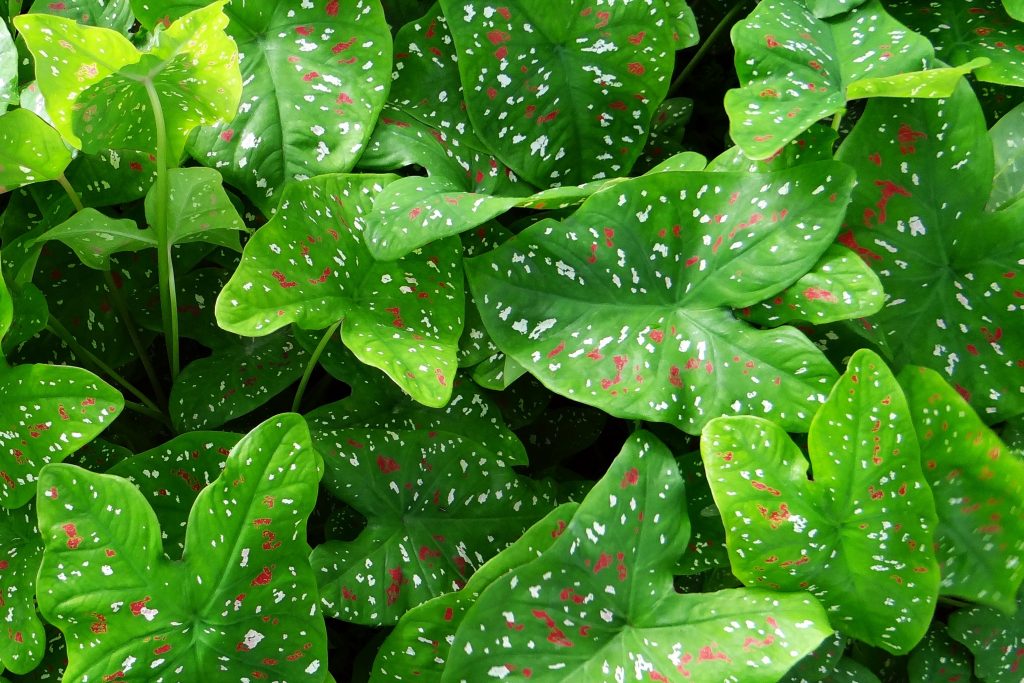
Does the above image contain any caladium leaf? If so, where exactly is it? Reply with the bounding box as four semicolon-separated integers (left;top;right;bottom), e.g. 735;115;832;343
33;209;155;270
1007;0;1024;20
0;362;123;508
907;623;975;683
0;109;72;193
216;173;465;409
467;162;854;434
709;124;838;174
107;431;242;558
29;0;135;34
674;451;728;576
634;97;694;175
889;0;1024;88
726;0;942;159
443;431;832;681
835;80;1024;422
899;364;1024;610
805;0;869;18
439;0;677;187
948;601;1024;681
738;244;885;327
780;632;847;683
989;99;1024;211
309;388;554;624
369;503;578;681
145;167;243;250
701;349;940;653
35;414;329;682
0;502;45;674
169;329;307;432
64;148;157;209
0;20;15;115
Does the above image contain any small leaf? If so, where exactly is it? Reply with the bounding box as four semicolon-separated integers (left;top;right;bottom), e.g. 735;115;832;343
845;58;991;100
146;167;243;250
34;208;155;270
0;110;72;192
948;601;1024;682
989;99;1024;210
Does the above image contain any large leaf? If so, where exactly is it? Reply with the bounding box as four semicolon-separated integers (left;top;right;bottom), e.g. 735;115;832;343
948;601;1024;682
443;431;832;681
989;99;1024;210
900;364;1024;610
835;80;1024;422
135;0;392;214
467;162;854;434
701;349;940;653
216;173;464;408
35;414;328;681
0;109;72;193
0;503;45;674
439;0;677;187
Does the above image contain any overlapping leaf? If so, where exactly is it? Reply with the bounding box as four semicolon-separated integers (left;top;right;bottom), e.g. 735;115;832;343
702;349;940;653
835;80;1024;422
0;503;45;674
467;162;854;434
35;414;328;681
30;0;135;33
948;600;1024;682
899;364;1024;610
989;99;1024;210
0;110;71;193
145;167;243;250
443;431;832;681
216;173;464;408
440;0;677;187
907;624;974;683
0;21;15;115
34;209;154;270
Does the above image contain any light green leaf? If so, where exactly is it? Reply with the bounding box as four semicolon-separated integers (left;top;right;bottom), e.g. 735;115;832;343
989;99;1024;210
0;109;72;192
34;208;155;270
0;502;45;674
145;167;243;250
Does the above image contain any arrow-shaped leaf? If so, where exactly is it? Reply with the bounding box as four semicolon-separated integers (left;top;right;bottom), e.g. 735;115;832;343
0;110;72;193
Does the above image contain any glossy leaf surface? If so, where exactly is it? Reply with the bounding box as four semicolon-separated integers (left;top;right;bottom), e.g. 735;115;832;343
0;503;45;674
34;208;154;270
948;601;1024;682
989;99;1024;210
0;110;71;192
146;167;243;250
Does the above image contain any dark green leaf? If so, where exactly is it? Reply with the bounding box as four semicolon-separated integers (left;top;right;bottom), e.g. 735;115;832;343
34;208;155;270
30;0;135;34
949;601;1024;682
0;502;44;674
907;623;975;683
146;167;243;250
0;20;16;114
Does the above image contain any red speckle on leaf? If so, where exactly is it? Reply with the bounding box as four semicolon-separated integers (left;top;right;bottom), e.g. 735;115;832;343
967;344;980;356
154;644;171;655
838;230;883;262
751;481;782;496
868;152;881;166
897;123;927;154
548;342;565;358
803;287;836;303
620;467;640;488
594;11;609;28
385;568;408;606
494;46;508;60
271;270;297;288
250;566;274;587
385;307;404;328
326;0;339;16
766;34;780;47
487;30;511;45
303;71;320;81
295;25;313;36
627;62;645;75
376;456;400;474
129;597;151;616
342;586;357;601
593;552;613;574
443;607;454;621
332;37;356;54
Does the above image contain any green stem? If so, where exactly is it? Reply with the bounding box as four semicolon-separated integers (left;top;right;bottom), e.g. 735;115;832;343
144;80;180;379
46;316;168;427
831;110;844;132
292;321;341;413
123;400;170;425
56;174;84;212
669;0;753;96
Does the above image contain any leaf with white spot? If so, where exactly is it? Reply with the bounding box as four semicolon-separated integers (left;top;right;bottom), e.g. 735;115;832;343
805;0;870;18
779;632;847;683
370;503;578;681
467;162;854;434
0;21;15;115
30;0;135;34
989;99;1024;210
440;0;677;187
443;431;832;681
0;110;72;193
0;502;45;674
899;364;1024;611
146;167;244;250
907;623;975;683
701;349;940;653
34;209;155;270
835;80;1024;422
949;600;1024;681
634;97;694;175
216;173;464;408
35;414;328;682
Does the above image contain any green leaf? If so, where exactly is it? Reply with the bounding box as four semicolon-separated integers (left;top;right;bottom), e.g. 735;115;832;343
907;623;975;683
845;58;991;100
467;162;853;434
0;502;45;674
780;632;847;683
1007;0;1024;20
835;80;1024;422
439;0;677;187
107;431;242;558
444;431;832;681
949;601;1024;682
889;0;1024;88
701;349;940;653
899;364;1024;610
725;0;939;159
0;109;72;192
674;451;729;576
738;244;885;327
146;167;243;250
29;0;135;34
35;414;328;681
0;20;16;115
0;363;123;508
216;173;465;408
989;99;1024;210
33;208;155;270
370;503;579;681
805;0;869;18
634;97;694;175
169;329;307;432
0;254;12;349
64;148;157;209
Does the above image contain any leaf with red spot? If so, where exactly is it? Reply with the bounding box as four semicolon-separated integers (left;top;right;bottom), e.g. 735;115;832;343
634;97;694;175
948;600;1024;681
443;431;832;681
107;432;242;558
29;0;134;33
308;382;554;624
835;80;1024;422
702;349;940;653
0;502;46;674
907;623;975;683
215;173;465;408
739;244;885;327
439;0;678;187
466;162;854;434
889;0;1024;88
369;503;578;681
708;123;838;173
35;413;329;682
899;364;1024;611
725;0;960;159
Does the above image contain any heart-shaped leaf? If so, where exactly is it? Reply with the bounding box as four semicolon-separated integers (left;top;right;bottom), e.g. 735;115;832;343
989;99;1024;210
948;600;1024;681
443;431;832;681
35;413;329;681
835;80;1024;422
701;349;940;653
467;162;854;434
726;0;941;159
216;173;465;408
899;364;1024;610
370;503;579;681
907;623;974;683
34;208;155;270
439;0;677;187
145;167;243;250
64;148;158;209
0;502;45;674
0;109;72;193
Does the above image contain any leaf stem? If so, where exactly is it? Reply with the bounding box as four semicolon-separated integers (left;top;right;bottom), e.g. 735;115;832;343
55;174;84;212
292;321;341;413
46;315;169;428
669;0;753;96
123;399;170;425
144;79;180;379
831;110;844;131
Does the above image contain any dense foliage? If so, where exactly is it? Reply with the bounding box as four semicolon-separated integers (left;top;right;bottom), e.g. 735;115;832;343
0;0;1020;680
